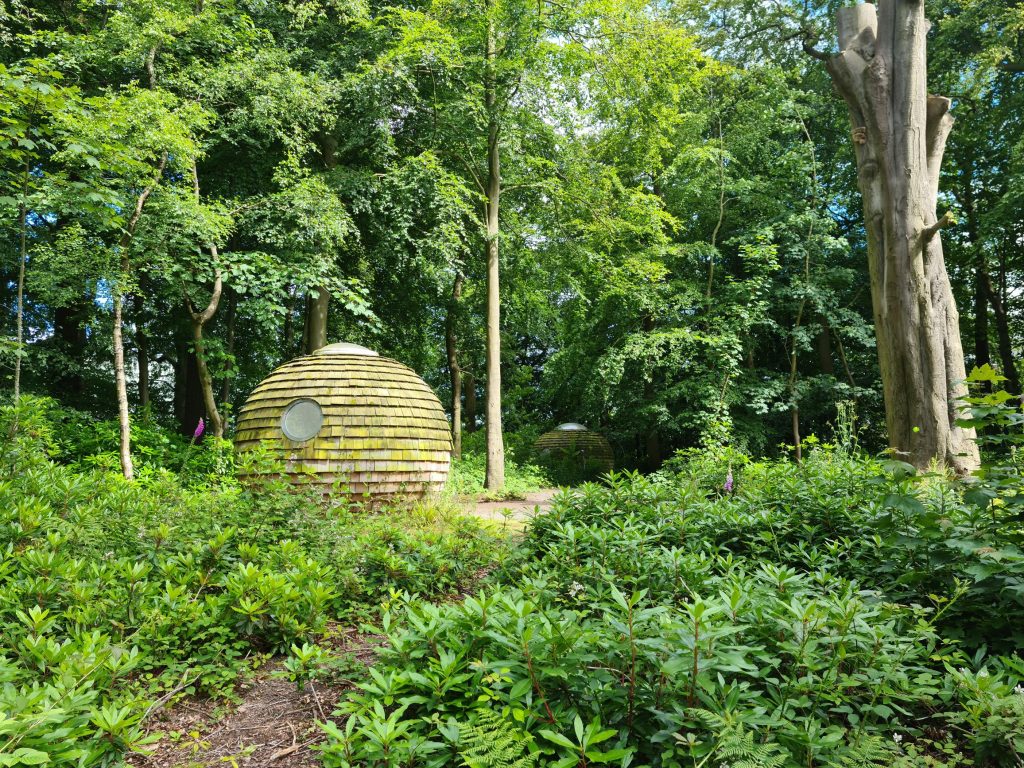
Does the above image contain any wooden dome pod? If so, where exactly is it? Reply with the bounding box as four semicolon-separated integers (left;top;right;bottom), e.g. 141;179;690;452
533;423;614;483
235;343;452;502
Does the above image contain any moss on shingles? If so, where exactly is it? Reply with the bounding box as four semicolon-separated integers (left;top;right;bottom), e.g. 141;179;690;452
235;352;452;502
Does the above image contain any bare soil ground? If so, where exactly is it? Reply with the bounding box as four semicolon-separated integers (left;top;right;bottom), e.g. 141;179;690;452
466;488;557;522
129;629;378;768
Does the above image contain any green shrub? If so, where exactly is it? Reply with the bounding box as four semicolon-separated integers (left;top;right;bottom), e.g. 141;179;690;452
448;430;551;499
322;447;1024;767
0;398;507;766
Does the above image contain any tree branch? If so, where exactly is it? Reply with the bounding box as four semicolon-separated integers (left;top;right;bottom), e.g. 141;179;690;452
922;211;956;242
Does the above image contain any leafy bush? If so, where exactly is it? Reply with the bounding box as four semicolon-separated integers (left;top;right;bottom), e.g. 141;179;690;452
0;398;507;766
323;446;1024;767
449;430;551;499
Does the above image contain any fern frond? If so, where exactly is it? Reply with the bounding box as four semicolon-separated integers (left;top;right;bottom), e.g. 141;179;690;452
458;709;536;768
688;708;788;768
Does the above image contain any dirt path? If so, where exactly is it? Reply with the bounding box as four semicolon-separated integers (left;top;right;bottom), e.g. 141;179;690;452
465;488;558;522
129;498;555;768
131;629;377;768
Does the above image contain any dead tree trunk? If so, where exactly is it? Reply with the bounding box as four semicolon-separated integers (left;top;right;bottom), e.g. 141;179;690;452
809;1;979;472
446;273;464;458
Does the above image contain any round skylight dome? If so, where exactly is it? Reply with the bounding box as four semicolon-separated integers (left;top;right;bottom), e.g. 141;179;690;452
314;342;379;357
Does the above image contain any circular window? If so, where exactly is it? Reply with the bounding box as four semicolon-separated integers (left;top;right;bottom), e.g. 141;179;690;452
281;398;323;442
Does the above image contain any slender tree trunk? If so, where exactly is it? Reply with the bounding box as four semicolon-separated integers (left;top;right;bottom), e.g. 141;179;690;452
446;273;464;458
787;116;818;464
465;371;477;432
985;274;1020;395
13;161;28;404
112;265;134;478
221;288;237;409
134;292;150;411
185;162;225;439
306;288;329;353
961;164;991;372
814;1;979;472
187;267;224;439
112;154;166;480
483;8;505;490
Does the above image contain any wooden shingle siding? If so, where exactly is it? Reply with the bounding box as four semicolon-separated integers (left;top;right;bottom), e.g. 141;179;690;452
235;349;452;504
534;428;614;474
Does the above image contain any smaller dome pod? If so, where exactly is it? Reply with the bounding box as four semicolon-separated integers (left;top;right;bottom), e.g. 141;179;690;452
235;343;452;502
534;423;613;484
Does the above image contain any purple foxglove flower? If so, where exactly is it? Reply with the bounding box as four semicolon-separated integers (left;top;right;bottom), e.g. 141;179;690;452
194;417;205;439
723;471;733;493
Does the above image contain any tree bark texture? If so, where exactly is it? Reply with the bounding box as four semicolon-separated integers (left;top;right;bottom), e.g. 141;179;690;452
186;162;225;439
823;1;979;472
465;372;478;432
306;288;329;353
13;160;28;404
483;9;505;491
187;262;224;439
446;273;464;458
134;292;150;411
112;153;166;480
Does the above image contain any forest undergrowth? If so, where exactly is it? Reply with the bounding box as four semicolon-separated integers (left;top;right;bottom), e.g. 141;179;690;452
2;390;1024;767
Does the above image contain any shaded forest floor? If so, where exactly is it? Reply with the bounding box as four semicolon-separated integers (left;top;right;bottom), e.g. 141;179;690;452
130;628;381;768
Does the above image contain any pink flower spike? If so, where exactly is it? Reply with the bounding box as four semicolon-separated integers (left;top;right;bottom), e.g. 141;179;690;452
194;417;205;439
723;471;734;493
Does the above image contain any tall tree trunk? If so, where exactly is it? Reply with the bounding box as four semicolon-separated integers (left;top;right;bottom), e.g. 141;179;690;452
483;8;505;490
283;287;297;361
221;288;237;409
985;274;1020;395
112;153;166;480
134;292;150;412
446;273;464;458
465;371;478;432
812;1;979;472
306;288;329;353
961;162;991;372
13;160;28;404
185;162;225;439
112;268;133;478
